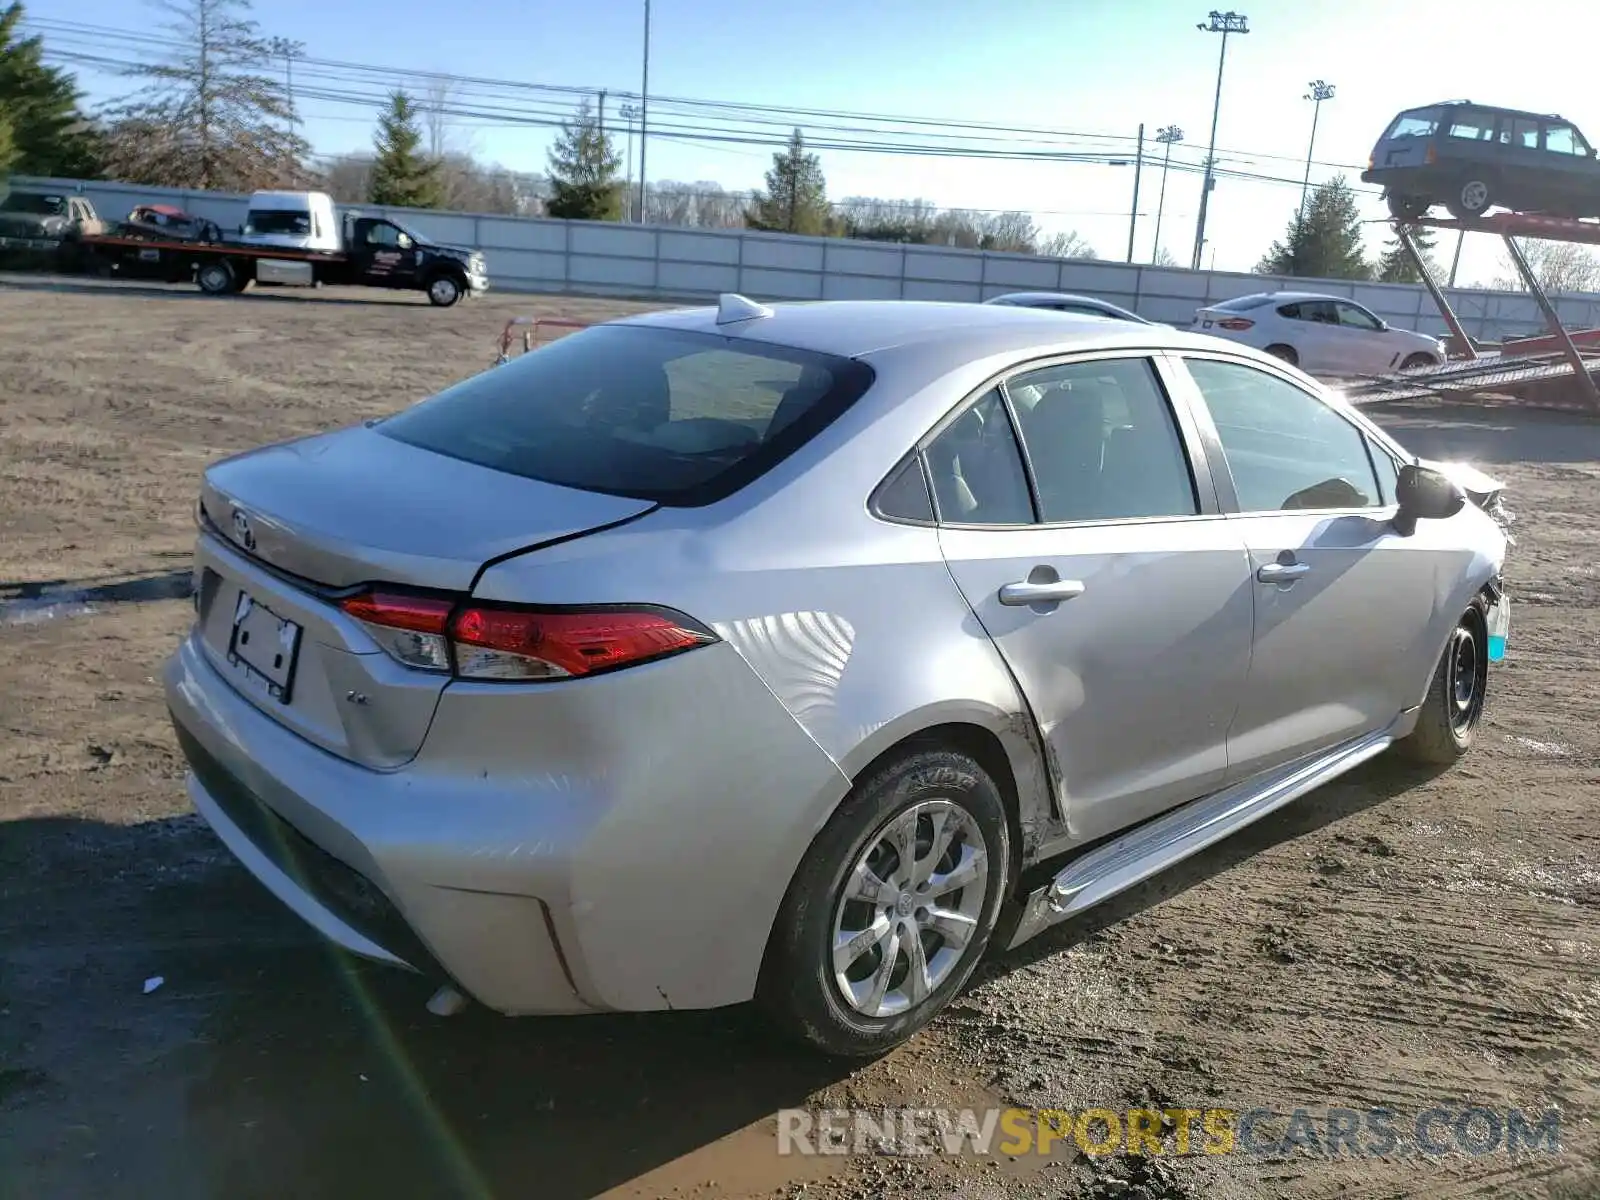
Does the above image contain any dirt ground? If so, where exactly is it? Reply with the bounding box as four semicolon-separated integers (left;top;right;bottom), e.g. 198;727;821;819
1;274;1597;1200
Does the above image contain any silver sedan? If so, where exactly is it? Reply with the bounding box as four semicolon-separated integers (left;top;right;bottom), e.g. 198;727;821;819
165;296;1509;1057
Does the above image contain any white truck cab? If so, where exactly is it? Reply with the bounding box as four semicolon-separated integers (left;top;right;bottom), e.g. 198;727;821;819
240;190;340;252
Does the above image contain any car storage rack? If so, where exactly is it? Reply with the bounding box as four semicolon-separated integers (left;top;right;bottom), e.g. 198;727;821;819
1376;211;1600;412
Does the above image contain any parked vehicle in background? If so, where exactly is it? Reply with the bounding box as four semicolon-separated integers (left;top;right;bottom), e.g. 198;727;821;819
1363;100;1600;220
79;190;490;305
165;296;1509;1058
0;189;104;262
984;291;1156;324
1191;292;1445;375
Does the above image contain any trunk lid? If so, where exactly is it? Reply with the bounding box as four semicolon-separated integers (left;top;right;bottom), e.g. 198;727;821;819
200;424;655;592
192;424;654;768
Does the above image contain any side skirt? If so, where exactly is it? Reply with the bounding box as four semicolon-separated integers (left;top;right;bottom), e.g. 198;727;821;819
1006;726;1396;950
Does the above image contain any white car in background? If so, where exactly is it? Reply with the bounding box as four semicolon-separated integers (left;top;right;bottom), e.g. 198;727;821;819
1191;292;1445;376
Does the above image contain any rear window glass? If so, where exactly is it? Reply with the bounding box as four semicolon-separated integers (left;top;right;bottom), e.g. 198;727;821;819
246;210;311;235
1446;112;1494;141
1;192;66;214
1385;110;1439;139
1213;295;1276;312
378;324;876;506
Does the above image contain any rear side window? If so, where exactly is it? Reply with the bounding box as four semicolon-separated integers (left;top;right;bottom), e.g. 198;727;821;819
1213;295;1276;312
378;324;875;506
247;210;311;235
1445;111;1494;141
924;389;1034;526
1385;110;1439;139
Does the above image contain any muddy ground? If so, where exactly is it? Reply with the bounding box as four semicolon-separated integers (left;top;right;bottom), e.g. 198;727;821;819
1;275;1597;1200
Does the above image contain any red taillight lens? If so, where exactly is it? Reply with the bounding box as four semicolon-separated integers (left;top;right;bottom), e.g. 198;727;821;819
1217;318;1255;331
451;606;715;680
338;588;715;681
340;590;455;672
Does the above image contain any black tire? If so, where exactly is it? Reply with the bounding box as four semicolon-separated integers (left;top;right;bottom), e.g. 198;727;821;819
425;272;464;307
1400;352;1437;371
757;748;1012;1059
196;259;235;295
1386;192;1429;221
1264;343;1299;366
1397;605;1489;765
1445;177;1493;220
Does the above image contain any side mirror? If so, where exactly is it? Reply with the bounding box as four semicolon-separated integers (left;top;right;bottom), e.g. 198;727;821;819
1393;463;1465;535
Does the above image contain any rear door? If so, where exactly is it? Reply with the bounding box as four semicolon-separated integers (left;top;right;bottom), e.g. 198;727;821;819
1174;354;1442;779
1275;301;1337;372
931;353;1254;844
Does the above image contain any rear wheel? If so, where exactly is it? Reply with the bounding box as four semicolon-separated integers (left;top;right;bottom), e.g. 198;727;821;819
1446;177;1494;220
196;259;235;295
1397;606;1488;764
757;748;1011;1058
1386;192;1429;221
1264;343;1299;366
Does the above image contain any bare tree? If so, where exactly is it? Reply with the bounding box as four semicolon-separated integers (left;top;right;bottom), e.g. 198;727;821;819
1037;229;1098;260
422;75;457;160
1493;238;1600;294
100;0;312;191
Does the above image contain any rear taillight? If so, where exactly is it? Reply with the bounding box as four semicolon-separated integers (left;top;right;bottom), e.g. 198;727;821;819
339;589;717;681
1217;317;1255;331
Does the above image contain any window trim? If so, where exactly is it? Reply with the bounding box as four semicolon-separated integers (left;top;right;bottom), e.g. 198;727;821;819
874;347;1224;531
1167;350;1401;516
867;450;937;527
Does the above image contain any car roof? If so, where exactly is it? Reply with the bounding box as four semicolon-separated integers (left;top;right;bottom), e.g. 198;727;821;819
1406;99;1570;123
1227;291;1349;304
987;291;1116;306
614;299;1204;360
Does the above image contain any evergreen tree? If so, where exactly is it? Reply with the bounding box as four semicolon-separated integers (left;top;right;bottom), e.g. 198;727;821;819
1374;226;1438;284
368;90;443;209
100;0;310;191
747;129;832;235
0;3;101;178
0;105;15;176
544;99;623;221
1257;176;1370;280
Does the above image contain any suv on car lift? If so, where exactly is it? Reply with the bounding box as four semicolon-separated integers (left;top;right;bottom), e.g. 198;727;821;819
1363;100;1600;221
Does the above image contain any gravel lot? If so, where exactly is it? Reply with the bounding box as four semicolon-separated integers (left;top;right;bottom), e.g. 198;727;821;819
1;275;1597;1200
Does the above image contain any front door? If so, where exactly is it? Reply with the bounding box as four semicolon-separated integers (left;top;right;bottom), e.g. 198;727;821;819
1334;301;1401;373
349;219;422;289
928;357;1254;845
1178;355;1442;778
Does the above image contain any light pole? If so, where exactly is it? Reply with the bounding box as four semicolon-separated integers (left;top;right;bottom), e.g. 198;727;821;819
267;37;304;131
1190;10;1248;271
1299;80;1335;225
1151;125;1183;264
635;0;651;224
621;102;639;221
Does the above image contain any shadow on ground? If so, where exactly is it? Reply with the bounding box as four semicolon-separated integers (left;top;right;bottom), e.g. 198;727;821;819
0;273;428;307
1;751;1455;1200
1364;398;1600;465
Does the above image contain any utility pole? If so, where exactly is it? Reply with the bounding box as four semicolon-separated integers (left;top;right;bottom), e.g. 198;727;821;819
1298;80;1335;224
1126;123;1145;263
267;37;305;132
1191;10;1248;271
598;89;607;140
636;0;652;224
1151;125;1183;264
621;102;639;221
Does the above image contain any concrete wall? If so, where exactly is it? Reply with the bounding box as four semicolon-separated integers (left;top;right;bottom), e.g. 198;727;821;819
16;174;1600;342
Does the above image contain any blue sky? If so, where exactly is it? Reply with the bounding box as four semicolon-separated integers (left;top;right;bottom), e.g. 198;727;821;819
28;0;1600;285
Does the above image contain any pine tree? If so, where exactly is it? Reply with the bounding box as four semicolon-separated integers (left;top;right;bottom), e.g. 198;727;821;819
1374;226;1438;284
0;3;101;178
747;129;833;235
0;105;15;176
368;90;443;209
99;0;310;191
1257;176;1370;280
544;99;623;221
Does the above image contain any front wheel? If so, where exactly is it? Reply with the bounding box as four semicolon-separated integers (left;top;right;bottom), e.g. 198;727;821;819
196;259;235;295
425;273;464;307
757;748;1012;1058
1397;606;1489;764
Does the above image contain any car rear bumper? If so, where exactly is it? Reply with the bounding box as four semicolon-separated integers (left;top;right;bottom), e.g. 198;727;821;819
164;627;850;1015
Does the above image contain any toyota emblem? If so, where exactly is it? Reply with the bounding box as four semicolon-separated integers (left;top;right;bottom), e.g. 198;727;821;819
231;507;257;552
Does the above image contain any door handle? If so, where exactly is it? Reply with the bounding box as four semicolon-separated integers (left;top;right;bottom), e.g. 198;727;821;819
999;579;1086;606
1256;561;1310;583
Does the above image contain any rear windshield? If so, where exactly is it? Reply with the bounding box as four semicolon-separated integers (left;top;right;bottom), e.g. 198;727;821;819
378;324;876;506
1384;109;1440;139
1212;295;1276;312
245;210;311;235
0;193;65;215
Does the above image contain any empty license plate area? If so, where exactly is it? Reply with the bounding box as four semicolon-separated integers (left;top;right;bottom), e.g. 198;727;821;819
228;589;303;702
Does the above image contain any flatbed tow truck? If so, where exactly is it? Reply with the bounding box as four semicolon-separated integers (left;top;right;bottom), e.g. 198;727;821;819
77;189;490;307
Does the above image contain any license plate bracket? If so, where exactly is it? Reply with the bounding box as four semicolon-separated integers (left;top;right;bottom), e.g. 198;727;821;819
227;589;303;703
